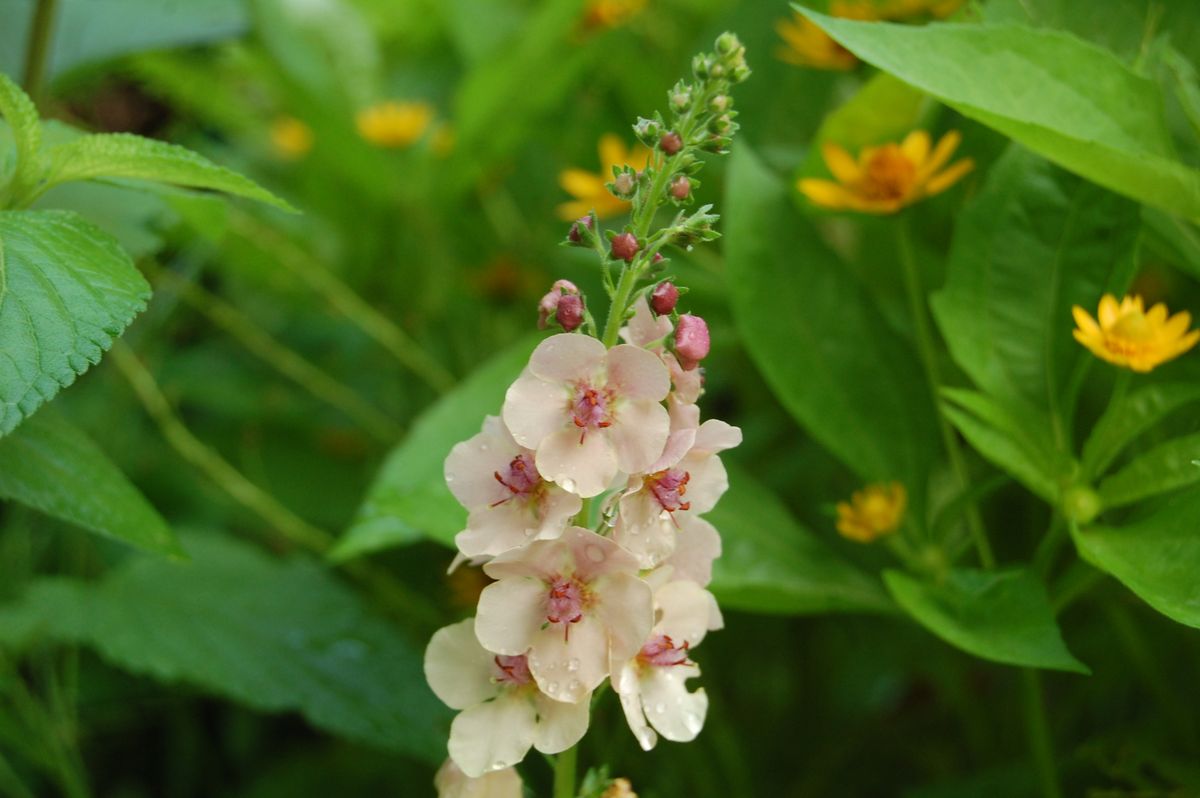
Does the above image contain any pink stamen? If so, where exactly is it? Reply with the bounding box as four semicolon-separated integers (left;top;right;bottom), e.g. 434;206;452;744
638;634;690;667
491;454;541;507
494;654;532;686
546;576;585;641
649;469;691;514
571;383;614;441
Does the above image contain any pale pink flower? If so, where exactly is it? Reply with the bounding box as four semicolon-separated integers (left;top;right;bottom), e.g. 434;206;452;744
613;401;741;568
445;416;582;558
425;619;590;778
621;296;703;403
613;580;723;751
434;758;523;798
503;334;671;498
475;527;653;704
659;515;722;587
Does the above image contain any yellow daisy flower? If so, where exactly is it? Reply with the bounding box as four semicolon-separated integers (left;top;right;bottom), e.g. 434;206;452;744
837;482;907;543
798;130;974;214
775;2;875;71
1072;294;1199;373
878;0;965;19
355;101;434;149
269;116;313;159
583;0;646;30
556;133;652;221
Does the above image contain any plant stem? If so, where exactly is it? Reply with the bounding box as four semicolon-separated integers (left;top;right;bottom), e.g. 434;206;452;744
895;219;994;569
1022;669;1063;798
553;745;578;798
601;264;641;348
21;0;59;100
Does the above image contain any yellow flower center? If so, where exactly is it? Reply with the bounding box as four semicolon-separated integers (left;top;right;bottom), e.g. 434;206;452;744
1109;310;1154;342
860;145;917;202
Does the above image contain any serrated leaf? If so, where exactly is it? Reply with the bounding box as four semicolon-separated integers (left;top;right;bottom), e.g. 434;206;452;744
884;568;1089;673
708;466;893;616
1081;383;1200;479
0;534;448;761
334;335;541;561
0;73;41;198
0;410;180;556
796;9;1200;220
1074;488;1200;629
0;209;150;436
38;133;294;211
1097;432;1200;509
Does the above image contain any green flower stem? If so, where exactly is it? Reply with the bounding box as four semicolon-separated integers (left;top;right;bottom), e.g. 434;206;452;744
896;219;994;570
21;0;59;100
1032;514;1066;577
601;262;642;348
553;745;578;798
1022;669;1063;798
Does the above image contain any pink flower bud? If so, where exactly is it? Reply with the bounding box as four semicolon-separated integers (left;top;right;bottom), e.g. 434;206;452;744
537;280;581;329
674;314;710;370
613;172;636;198
610;232;640;262
659;131;683;155
555;294;584;332
651;282;679;315
670;175;690;200
568;216;592;244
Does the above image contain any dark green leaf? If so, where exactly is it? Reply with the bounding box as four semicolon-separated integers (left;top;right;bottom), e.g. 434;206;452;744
884;567;1089;673
1081;383;1200;479
1098;432;1200;509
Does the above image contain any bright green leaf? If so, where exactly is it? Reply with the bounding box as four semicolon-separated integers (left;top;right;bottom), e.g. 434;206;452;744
709;465;893;616
0;411;180;556
334;335;541;561
1081;383;1200;479
0;210;150;436
932;147;1140;418
884;568;1089;673
1074;488;1200;629
796;10;1200;220
0;73;42;202
1098;432;1200;509
725;144;936;491
0;534;448;761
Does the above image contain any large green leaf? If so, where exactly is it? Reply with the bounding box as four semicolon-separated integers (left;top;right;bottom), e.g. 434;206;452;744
725;144;936;490
0;73;41;200
1074;488;1200;629
1082;383;1200;479
709;466;893;616
797;9;1200;220
0;411;179;556
884;568;1089;673
932;147;1140;418
333;335;541;561
0;534;448;761
1097;432;1200;509
37;133;293;211
0;210;150;436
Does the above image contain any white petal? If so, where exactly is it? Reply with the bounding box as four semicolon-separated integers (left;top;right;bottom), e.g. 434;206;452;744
607;399;670;475
606;344;671;401
692;419;742;456
503;371;570;450
529;614;608;703
475;578;547;656
664;515;722;587
614;660;657;751
594;572;654;662
655;581;722;647
536;488;583;540
448;692;537;777
648;426;698;473
529;333;606;382
532;692;591;753
668;355;703;403
614;490;677;570
445;416;523;509
425;619;501;710
483;535;571;581
457;502;542;559
640;665;708;743
678;453;728;516
562;526;640;583
536;427;619;498
434;759;524;798
621;296;672;347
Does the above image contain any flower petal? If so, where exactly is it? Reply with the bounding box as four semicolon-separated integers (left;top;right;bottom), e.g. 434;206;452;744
448;692;537;777
532;692;591;753
921;129;962;178
607;344;671;401
445;416;523;509
901;130;931;167
563;526;640;583
536;426;619;498
613;660;657;751
425;619;501;710
503;371;569;450
923;157;974;196
530;333;607;383
821;141;861;184
1098;294;1121;328
655;581;723;646
607;399;670;475
621;296;672;347
678;452;728;515
639;665;708;743
1072;306;1101;340
594;572;654;662
663;515;722;587
558;168;606;199
691;418;742;456
529;614;609;703
475;577;548;655
798;178;856;209
615;489;677;569
598;133;626;171
435;758;524;798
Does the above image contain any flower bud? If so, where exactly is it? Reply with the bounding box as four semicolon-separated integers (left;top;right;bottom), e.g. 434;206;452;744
669;174;691;200
716;32;740;56
567;215;593;246
633;116;660;144
674;314;710;369
670;89;691;112
612;171;637;199
537;279;580;329
709;94;729;113
651;281;679;315
555;293;585;332
610;232;640;262
659;131;683;155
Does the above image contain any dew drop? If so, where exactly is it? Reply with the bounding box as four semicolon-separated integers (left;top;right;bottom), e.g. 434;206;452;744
545;681;560;695
684;711;703;734
561;478;577;494
568;679;581;693
586;544;605;563
524;527;536;538
491;760;507;772
567;658;580;672
658;510;671;522
653;702;667;714
446;472;457;483
480;443;490;452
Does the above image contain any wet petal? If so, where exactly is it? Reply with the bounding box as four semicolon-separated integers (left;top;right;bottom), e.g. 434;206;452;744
639;665;708;743
655;581;723;646
594;572;654;662
607;344;671;401
530;334;607;383
613;660;657;751
475;577;548;655
529;614;608;703
448;692;537;777
425;619;501;710
663;515;722;587
607;399;670;475
563;526;640;583
445;416;524;509
434;758;524;798
503;371;570;450
678;452;728;515
691;418;742;457
536;426;619;498
532;691;591;753
614;489;678;569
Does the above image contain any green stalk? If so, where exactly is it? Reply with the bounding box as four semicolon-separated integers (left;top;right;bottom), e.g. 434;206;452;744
600;263;641;348
553;745;578;798
895;219;994;569
1022;670;1063;798
21;0;59;99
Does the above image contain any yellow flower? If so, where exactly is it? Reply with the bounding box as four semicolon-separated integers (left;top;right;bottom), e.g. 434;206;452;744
601;778;638;798
269;116;313;159
798;130;974;213
837;482;907;543
355;101;433;149
1072;294;1199;373
877;0;965;19
583;0;646;30
775;3;874;71
556;133;652;221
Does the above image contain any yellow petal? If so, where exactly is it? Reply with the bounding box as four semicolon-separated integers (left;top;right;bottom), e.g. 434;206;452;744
598;134;627;171
1097;295;1120;328
922;158;974;196
901;130;930;167
1162;310;1194;339
559;168;606;199
1168;329;1200;359
1072;306;1102;339
1146;302;1168;326
821;141;861;183
920;130;963;179
799;178;857;209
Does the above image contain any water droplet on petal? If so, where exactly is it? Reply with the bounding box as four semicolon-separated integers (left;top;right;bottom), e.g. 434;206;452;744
567;658;580;672
545;681;560;695
480;443;489;452
684;711;703;734
524;527;536;538
568;679;581;693
561;478;577;494
586;544;605;563
653;702;667;714
446;472;456;483
491;760;507;772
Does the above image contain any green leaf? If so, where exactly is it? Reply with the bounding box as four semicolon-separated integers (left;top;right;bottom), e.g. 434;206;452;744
38;133;294;211
0;210;150;436
940;388;1065;503
708;465;893;616
1098;432;1200;509
1081;383;1200;479
725;144;936;490
0;73;42;201
796;9;1200;220
334;335;541;561
0;411;180;556
884;568;1089;673
1074;488;1200;629
0;534;448;761
932;147;1140;418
